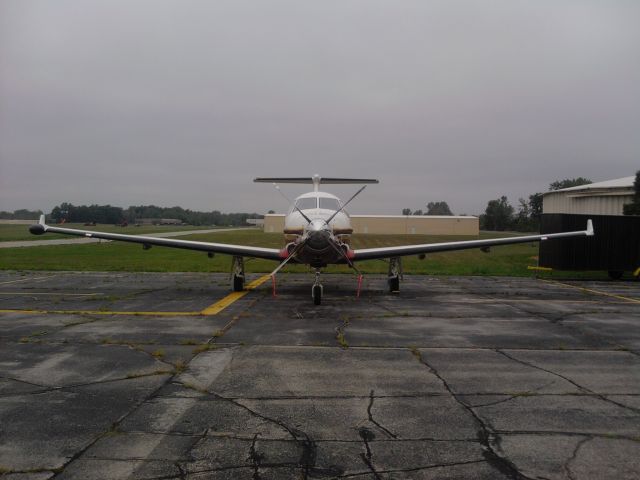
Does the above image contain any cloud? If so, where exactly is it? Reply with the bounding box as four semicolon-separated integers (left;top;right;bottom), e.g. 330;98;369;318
1;0;638;215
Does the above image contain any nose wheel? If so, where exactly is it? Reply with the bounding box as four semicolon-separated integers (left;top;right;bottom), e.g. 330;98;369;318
312;269;323;305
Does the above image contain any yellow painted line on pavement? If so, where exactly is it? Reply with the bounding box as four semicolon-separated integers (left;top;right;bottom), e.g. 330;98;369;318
0;309;201;316
0;292;102;297
540;278;640;304
0;275;271;317
527;266;553;272
200;275;271;316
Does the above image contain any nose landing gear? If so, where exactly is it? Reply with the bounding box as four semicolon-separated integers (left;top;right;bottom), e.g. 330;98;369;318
312;269;323;305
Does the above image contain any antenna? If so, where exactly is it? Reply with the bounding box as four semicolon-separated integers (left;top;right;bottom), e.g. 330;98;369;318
272;183;312;224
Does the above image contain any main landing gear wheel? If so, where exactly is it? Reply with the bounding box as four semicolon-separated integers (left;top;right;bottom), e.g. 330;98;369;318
388;257;402;293
312;284;323;305
231;256;245;292
608;270;624;280
233;274;244;292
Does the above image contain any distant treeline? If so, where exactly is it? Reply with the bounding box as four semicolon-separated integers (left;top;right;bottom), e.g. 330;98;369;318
44;203;262;226
0;209;44;220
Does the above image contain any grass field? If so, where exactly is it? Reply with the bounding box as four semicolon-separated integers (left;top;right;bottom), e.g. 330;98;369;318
0;223;222;242
0;229;610;279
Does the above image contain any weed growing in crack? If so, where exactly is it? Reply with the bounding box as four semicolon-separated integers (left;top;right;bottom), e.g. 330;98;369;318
181;381;208;394
409;346;422;361
192;343;216;354
179;339;198;345
173;359;187;373
336;330;348;349
151;349;165;359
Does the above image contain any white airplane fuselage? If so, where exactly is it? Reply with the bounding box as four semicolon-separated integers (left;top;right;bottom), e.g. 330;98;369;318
281;191;354;267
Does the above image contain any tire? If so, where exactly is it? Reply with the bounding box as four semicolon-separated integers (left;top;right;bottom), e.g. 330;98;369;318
388;276;400;293
608;270;624;280
312;285;322;305
232;275;244;292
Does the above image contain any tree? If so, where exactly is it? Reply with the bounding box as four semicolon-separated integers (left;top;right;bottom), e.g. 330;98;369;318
412;209;423;216
402;208;412;215
549;177;592;191
623;170;640;215
425;201;453;216
528;193;543;219
482;196;514;231
267;210;275;214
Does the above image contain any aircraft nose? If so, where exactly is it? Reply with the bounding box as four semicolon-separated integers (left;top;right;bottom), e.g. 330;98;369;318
306;229;330;250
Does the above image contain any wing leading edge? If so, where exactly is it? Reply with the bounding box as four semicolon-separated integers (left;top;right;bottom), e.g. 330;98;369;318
352;220;594;261
29;215;282;261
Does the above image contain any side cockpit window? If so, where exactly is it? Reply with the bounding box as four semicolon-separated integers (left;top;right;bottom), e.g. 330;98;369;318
295;197;318;210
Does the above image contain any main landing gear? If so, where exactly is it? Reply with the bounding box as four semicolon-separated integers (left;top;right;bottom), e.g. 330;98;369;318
388;256;402;293
231;256;245;292
312;269;323;305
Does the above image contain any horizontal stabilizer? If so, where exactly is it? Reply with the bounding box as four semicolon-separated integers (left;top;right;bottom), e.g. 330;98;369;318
254;176;378;184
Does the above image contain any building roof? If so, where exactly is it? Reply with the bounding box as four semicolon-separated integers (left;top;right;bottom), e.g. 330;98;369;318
548;176;635;194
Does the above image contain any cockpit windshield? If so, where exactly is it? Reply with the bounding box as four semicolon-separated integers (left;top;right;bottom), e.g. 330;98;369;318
295;197;318;210
319;197;340;211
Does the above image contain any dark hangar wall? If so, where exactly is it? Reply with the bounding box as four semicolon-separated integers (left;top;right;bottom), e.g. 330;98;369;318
539;214;640;271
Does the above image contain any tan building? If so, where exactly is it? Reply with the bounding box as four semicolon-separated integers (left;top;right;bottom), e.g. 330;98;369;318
263;214;478;235
542;176;635;216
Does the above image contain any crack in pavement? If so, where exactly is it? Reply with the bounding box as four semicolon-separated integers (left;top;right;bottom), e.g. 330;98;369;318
357;426;382;479
410;347;533;480
564;436;593;480
367;390;398;439
249;433;264;480
336;458;489;478
465;379;560;408
496;349;640;415
200;388;319;479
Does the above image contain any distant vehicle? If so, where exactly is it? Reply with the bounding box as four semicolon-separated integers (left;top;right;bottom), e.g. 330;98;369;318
30;175;594;305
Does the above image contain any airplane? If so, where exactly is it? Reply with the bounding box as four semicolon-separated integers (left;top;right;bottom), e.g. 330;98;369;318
30;175;595;305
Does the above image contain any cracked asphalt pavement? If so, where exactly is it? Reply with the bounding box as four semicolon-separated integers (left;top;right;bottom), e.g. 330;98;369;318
0;271;639;479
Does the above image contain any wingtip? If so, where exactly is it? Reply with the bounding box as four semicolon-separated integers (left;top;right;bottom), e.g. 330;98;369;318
29;214;47;235
586;219;594;236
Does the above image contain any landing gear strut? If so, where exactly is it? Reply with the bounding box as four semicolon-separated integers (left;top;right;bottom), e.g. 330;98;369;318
231;256;245;291
312;269;323;305
388;256;402;293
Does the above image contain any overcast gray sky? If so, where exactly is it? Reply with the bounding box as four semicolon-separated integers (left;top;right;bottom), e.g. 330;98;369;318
1;0;638;215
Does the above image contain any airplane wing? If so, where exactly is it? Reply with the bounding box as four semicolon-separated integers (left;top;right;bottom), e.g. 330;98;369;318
352;220;594;261
29;215;282;261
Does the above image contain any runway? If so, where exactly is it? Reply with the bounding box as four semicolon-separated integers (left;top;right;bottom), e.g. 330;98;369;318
0;271;639;479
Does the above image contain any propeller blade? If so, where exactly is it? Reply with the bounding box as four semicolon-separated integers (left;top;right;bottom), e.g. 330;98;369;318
269;240;306;277
326;185;367;224
294;205;312;224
